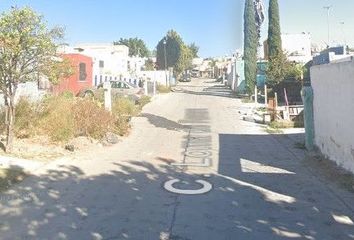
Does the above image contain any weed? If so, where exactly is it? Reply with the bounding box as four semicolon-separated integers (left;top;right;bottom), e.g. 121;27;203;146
157;84;171;93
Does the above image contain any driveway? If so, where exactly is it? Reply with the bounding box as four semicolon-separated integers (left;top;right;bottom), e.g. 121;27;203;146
0;78;353;240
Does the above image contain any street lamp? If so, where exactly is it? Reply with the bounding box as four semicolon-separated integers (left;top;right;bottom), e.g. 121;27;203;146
339;21;346;47
323;5;332;47
163;38;168;86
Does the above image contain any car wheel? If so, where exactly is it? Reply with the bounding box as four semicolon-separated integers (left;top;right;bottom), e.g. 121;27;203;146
83;90;94;98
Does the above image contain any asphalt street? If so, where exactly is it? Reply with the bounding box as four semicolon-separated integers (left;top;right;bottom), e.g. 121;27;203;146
0;78;353;240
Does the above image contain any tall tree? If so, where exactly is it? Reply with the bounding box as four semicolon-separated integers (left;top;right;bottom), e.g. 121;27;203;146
0;7;70;152
156;30;192;76
243;0;258;95
267;0;282;58
114;37;150;57
188;42;199;58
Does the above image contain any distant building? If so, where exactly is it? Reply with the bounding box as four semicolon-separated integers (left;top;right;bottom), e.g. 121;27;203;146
264;32;312;64
60;43;129;86
312;46;352;66
52;54;93;95
128;56;146;76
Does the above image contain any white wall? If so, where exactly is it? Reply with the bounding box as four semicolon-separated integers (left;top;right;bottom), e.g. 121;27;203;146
282;33;312;64
139;71;171;86
73;43;129;86
0;82;45;106
311;60;354;173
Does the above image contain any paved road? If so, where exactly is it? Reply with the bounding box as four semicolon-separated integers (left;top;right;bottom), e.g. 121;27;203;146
0;78;354;240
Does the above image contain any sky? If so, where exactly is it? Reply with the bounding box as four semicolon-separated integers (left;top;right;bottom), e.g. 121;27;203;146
0;0;352;57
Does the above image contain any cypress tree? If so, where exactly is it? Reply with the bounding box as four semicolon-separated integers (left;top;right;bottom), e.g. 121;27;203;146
267;0;282;58
243;0;258;95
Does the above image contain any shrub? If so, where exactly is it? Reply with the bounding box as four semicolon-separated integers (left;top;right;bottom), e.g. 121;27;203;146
39;96;75;142
112;97;137;117
59;90;74;99
14;97;40;138
73;98;115;139
269;120;294;129
157;84;171;93
111;97;137;136
136;95;151;109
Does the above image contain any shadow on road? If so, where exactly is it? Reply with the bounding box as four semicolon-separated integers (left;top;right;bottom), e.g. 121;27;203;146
215;133;354;240
0;133;353;239
179;84;238;99
139;113;190;131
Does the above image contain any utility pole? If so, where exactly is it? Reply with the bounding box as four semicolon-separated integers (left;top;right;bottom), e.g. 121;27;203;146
323;5;332;47
163;38;168;86
339;21;346;47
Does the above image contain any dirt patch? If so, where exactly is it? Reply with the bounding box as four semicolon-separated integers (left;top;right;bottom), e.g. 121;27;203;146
304;152;354;193
0;136;68;162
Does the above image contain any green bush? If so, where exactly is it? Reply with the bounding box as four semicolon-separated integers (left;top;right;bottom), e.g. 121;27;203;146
111;97;137;136
269;120;295;129
59;90;74;99
112;97;137;117
136;95;151;109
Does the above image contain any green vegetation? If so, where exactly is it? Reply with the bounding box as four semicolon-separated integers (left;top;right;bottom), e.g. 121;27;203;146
114;37;150;57
266;0;303;87
136;96;151;109
0;7;73;152
156;30;196;77
243;0;258;95
269;120;295;129
267;0;282;58
188;42;199;58
144;59;156;71
266;52;303;86
157;84;171;93
0;94;151;144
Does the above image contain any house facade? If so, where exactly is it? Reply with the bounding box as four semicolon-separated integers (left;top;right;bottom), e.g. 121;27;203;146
51;53;93;95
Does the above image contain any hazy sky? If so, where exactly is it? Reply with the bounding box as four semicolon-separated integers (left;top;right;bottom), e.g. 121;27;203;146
0;0;352;57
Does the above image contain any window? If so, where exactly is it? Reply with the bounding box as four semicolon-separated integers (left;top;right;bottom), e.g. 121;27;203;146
99;60;104;68
94;75;98;86
79;63;87;81
105;76;107;82
100;75;103;83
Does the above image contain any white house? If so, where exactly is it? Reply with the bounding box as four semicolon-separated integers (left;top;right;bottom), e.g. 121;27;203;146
282;33;312;63
128;56;146;77
59;43;129;86
264;32;312;64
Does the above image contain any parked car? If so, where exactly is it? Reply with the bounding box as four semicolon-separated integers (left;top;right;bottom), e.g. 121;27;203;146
179;73;191;82
81;80;144;103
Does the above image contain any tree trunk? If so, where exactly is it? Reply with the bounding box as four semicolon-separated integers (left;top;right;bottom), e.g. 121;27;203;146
5;96;15;153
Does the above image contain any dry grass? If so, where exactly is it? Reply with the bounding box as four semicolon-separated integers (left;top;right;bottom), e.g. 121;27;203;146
157;84;171;93
305;153;354;193
269;120;295;129
0;94;151;154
